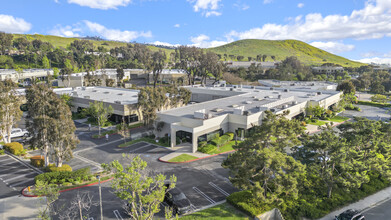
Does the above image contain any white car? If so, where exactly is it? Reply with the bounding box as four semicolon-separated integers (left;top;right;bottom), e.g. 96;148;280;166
5;128;29;139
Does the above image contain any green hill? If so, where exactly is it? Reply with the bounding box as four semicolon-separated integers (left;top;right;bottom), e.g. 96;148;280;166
207;39;363;67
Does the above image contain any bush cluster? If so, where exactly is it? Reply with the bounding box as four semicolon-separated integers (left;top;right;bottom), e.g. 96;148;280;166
45;164;72;172
198;132;235;154
35;167;92;185
0;149;4;155
4;142;25;156
227;191;270;217
30;155;44;167
198;144;216;154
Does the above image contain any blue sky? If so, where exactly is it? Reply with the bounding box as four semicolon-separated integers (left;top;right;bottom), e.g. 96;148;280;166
1;0;391;64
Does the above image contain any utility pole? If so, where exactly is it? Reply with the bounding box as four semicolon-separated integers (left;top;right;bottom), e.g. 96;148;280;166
97;175;103;220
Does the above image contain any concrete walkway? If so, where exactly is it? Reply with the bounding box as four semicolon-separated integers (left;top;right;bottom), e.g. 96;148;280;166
159;144;210;162
0;195;45;219
318;186;391;220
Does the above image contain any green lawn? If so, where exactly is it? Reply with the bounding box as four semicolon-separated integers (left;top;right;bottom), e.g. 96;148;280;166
307;120;328;126
168;154;198;162
207;141;240;155
180;203;250;220
329;116;349;123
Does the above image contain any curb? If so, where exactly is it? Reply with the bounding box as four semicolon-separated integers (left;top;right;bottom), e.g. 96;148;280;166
5;152;43;174
21;177;113;197
158;150;235;164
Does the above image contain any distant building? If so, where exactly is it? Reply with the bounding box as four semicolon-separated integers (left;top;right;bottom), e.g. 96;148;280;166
225;61;278;69
0;69;53;84
155;84;342;153
312;66;344;74
148;69;187;84
258;80;338;91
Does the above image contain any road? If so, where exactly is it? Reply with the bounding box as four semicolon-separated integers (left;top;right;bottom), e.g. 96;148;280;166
363;198;391;220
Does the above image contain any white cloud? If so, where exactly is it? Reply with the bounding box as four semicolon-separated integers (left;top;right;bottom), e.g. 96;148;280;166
356;57;391;65
190;34;230;48
263;0;273;4
49;21;151;42
233;2;249;11
151;41;180;47
297;3;304;8
0;14;32;34
84;21;151;41
67;0;132;10
49;24;81;37
174;24;180;28
310;41;355;54
227;0;391;42
188;0;222;17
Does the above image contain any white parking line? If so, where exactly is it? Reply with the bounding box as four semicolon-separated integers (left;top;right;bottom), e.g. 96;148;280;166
0;168;31;178
208;182;230;197
193;187;216;204
113;210;124;220
3;173;33;183
5;153;42;174
73;154;103;172
0;158;14;162
0;160;20;166
10;178;34;187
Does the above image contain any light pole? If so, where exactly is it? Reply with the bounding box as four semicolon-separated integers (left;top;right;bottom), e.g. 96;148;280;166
97;175;103;220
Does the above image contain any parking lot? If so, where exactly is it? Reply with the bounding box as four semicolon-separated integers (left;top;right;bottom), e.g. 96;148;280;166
52;141;238;219
0;154;42;199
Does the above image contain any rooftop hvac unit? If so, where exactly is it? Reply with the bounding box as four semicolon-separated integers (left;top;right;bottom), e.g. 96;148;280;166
230;88;234;91
117;93;123;96
82;87;86;90
317;92;323;95
307;93;312;97
243;111;250;116
270;108;276;112
270;87;274;90
194;109;206;119
278;95;282;99
265;95;273;99
292;101;298;105
212;108;224;112
104;91;110;94
114;101;122;104
283;104;289;109
251;86;255;89
92;90;98;92
284;89;289;92
234;106;244;115
245;101;253;104
206;113;213;119
231;104;239;108
233;85;238;88
83;96;90;99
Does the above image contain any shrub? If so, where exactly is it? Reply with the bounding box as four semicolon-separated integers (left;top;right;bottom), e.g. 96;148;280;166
225;132;235;141
30;155;44;168
301;121;307;126
227;191;266;217
4;142;24;155
46;164;72;172
0;149;4;155
62;182;72;186
220;135;231;145
198;141;207;148
35;167;92;185
199;144;216;154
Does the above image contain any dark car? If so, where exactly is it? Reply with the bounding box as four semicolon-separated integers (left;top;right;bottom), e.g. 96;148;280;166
164;188;192;215
335;209;365;220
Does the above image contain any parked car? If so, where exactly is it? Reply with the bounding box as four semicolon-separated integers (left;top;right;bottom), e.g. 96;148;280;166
335;209;365;220
5;128;29;139
164;187;192;215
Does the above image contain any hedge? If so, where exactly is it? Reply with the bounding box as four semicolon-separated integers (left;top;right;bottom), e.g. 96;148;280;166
30;155;44;168
357;100;391;108
35;167;92;185
0;149;4;155
4;142;25;156
225;132;235;141
45;164;73;172
199;144;216;154
226;190;270;217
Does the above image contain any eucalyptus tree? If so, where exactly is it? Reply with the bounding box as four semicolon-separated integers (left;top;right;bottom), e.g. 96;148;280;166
176;46;201;85
151;50;167;88
0;32;13;55
0;80;23;143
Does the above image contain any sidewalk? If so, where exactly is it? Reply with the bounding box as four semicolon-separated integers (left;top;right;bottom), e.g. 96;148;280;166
0;195;45;219
318;185;391;220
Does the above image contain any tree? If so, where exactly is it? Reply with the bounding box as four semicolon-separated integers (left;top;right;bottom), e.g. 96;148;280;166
13;37;30;53
271;55;276;61
86;101;113;135
59;192;97;220
296;126;367;198
0;32;13;55
370;81;385;94
262;54;267;62
102;155;177;220
118;119;130;144
223;147;306;206
305;105;326;119
34;180;60;220
337;80;356;94
27;84;79;167
60;59;73;87
0;80;23;143
151;50;167;88
116;67;125;83
42;55;50;69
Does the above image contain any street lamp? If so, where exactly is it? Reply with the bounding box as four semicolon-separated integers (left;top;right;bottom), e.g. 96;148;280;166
97;175;103;220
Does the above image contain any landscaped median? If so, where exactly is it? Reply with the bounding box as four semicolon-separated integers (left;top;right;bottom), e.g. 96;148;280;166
118;137;170;148
181;202;250;220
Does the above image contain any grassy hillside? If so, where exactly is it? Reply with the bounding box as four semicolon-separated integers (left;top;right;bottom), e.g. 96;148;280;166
207;39;363;67
13;34;172;53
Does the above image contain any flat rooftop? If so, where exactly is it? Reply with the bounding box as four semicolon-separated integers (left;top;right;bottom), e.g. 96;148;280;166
160;86;339;118
55;87;139;105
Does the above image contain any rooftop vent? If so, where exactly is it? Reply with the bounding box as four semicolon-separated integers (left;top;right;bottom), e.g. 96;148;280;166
243;111;250;116
231;104;239;108
245;101;253;104
118;93;123;96
234;106;244;115
317;92;323;95
212;108;224;112
270;87;274;90
83;96;90;99
278;95;282;99
265;95;273;99
284;89;289;92
104;91;110;94
114;101;122;104
270;108;276;112
194;109;206;119
256;98;264;101
292;101;298;105
92;90;98;92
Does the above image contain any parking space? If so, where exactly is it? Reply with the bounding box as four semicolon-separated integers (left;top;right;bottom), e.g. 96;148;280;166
0;154;41;198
